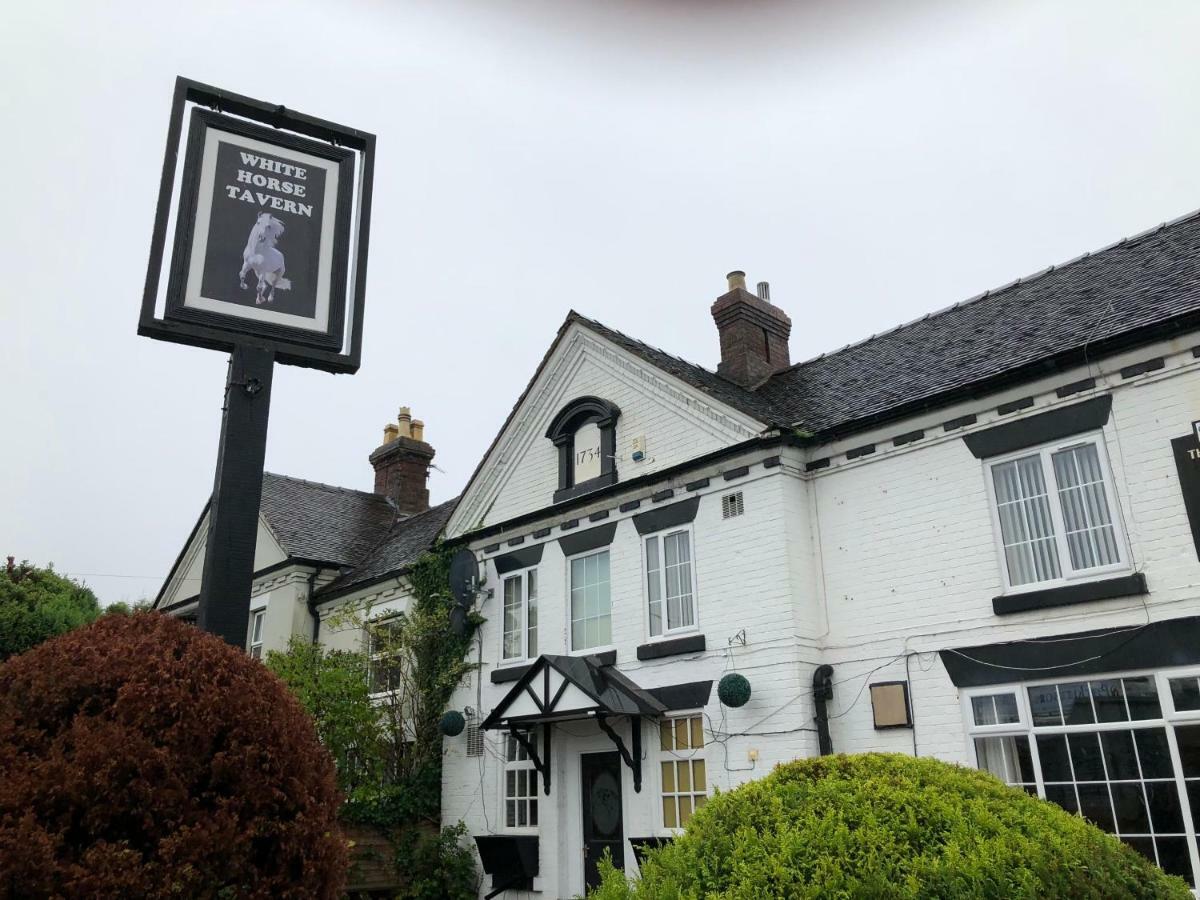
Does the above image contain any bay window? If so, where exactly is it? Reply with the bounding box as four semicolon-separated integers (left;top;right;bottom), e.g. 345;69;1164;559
966;670;1200;886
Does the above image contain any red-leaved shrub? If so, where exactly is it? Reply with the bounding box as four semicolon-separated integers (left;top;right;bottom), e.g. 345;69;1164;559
0;613;347;899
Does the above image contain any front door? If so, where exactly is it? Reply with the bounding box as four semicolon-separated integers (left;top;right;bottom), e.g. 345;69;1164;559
581;751;624;891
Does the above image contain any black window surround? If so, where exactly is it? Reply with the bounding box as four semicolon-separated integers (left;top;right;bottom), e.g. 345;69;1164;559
636;633;706;661
557;522;617;557
546;396;621;503
494;543;545;575
992;572;1147;616
632;497;700;536
963;395;1112;459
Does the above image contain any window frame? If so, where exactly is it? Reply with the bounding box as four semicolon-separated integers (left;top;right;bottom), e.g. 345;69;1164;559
248;608;265;658
500;729;540;833
657;710;708;833
366;616;403;697
983;431;1130;594
566;546;614;655
962;669;1200;886
500;565;539;664
641;523;700;642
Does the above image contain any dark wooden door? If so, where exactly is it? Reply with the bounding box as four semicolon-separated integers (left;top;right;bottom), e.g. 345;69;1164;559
581;751;624;891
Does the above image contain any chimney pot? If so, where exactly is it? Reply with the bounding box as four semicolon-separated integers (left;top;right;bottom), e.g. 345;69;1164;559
371;406;434;515
726;270;747;292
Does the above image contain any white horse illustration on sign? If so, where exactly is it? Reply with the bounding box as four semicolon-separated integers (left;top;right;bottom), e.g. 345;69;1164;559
238;212;292;305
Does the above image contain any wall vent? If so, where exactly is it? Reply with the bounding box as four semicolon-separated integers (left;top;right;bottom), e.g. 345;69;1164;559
466;711;484;757
721;491;745;519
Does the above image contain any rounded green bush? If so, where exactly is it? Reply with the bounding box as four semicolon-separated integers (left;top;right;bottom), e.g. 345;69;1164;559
592;753;1192;899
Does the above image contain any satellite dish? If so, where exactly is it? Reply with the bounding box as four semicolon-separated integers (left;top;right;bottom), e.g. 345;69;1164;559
448;548;480;606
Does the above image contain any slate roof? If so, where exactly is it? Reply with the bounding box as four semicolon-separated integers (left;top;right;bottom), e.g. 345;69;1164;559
316;498;458;598
573;210;1200;439
259;472;397;568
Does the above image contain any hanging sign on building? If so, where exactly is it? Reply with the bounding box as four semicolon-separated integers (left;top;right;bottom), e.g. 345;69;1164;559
139;78;374;373
1172;424;1200;561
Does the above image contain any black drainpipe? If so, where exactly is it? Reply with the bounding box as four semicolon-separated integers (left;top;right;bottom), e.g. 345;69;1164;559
307;569;321;643
813;664;834;755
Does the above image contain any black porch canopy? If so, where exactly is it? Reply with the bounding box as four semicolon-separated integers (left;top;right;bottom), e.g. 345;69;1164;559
481;654;667;795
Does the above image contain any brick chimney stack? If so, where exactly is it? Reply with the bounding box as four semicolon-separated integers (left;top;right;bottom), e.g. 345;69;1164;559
370;406;434;515
711;271;792;389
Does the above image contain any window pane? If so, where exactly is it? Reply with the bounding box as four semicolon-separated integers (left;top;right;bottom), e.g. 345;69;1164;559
993;456;1063;586
1146;782;1184;833
690;717;704;748
530;799;538;827
678;795;693;825
527;571;538;658
1173;724;1200;778
972;696;997;727
1045;783;1079;814
1077;783;1115;832
677;762;691;792
1156;837;1193;883
1068;732;1105;781
1123;678;1162;720
659;721;673;751
646;538;662;637
1036;734;1072;782
692;759;706;790
506;800;516;828
503;576;523;659
976;737;1030;784
675;719;690;750
1059;682;1095;725
1028;685;1064;727
662;797;677;828
1170;677;1200;712
1110;783;1149;834
1100;730;1139;781
660;761;675;792
1091;679;1128;723
1136;729;1174;779
1052;444;1120;572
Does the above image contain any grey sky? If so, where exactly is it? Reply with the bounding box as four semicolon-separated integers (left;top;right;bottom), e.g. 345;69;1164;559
3;0;1199;604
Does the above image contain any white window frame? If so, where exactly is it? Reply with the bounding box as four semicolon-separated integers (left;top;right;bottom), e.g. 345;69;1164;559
366;616;403;697
961;669;1200;886
501;729;540;833
248;609;265;658
500;566;539;663
984;431;1130;594
642;524;699;641
566;547;613;654
656;710;708;833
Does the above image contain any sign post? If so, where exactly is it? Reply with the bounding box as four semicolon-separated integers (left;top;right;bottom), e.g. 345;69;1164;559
140;78;374;647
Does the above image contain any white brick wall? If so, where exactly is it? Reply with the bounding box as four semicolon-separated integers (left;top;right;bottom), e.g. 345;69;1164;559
440;334;1200;897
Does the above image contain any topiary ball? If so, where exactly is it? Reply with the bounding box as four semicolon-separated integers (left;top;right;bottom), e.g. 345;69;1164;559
596;753;1193;898
718;672;751;707
0;613;347;898
440;709;466;736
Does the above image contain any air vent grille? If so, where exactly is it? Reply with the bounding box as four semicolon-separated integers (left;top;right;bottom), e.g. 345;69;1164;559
721;491;745;519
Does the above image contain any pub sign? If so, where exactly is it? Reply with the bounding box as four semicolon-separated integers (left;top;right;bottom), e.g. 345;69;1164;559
140;78;374;373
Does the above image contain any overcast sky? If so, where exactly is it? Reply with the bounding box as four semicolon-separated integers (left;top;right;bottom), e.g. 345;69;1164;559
3;0;1200;605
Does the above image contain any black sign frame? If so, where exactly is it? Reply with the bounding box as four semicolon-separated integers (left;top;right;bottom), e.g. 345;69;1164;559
139;77;374;374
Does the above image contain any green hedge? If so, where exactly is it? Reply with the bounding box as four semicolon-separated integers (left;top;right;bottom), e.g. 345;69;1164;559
591;753;1192;899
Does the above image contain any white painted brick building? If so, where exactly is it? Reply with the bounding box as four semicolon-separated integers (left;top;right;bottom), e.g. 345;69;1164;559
158;213;1200;897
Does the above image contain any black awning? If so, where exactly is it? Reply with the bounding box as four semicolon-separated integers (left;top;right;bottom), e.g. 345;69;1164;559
480;654;666;730
940;615;1200;687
